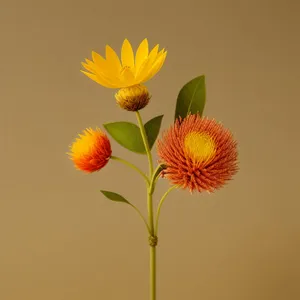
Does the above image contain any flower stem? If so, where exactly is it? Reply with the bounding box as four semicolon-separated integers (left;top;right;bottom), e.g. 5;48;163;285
147;190;156;300
150;245;156;300
135;111;156;300
135;111;154;176
154;186;177;236
110;155;150;186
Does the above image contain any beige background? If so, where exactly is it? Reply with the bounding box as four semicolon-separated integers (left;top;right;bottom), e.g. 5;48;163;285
1;0;300;299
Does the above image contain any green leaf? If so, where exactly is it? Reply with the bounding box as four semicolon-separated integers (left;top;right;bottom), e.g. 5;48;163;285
100;190;130;204
104;115;163;154
144;115;164;150
103;121;146;154
175;75;206;121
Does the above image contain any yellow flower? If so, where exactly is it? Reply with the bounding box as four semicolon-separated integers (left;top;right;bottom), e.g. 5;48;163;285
81;38;167;89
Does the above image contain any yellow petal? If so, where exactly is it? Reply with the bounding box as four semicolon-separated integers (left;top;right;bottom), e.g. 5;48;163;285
81;70;117;88
93;68;121;85
86;60;123;87
95;71;121;88
82;61;112;83
147;44;160;65
88;51;123;87
92;51;107;68
105;45;122;71
136;44;159;81
157;48;165;56
135;38;149;72
90;53;111;76
121;39;135;69
142;51;167;83
119;68;136;87
81;62;95;73
85;58;94;66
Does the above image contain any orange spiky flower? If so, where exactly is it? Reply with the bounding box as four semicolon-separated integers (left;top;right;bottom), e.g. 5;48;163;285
157;114;238;193
68;128;112;173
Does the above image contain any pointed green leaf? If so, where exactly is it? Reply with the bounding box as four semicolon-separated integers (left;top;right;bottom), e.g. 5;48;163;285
100;190;130;204
103;121;146;154
145;115;164;150
175;75;206;121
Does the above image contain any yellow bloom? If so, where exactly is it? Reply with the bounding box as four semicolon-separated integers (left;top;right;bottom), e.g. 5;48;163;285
81;38;167;89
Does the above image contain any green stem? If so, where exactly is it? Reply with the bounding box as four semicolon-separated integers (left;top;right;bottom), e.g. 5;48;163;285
110;155;150;186
135;111;154;176
149;164;165;195
147;192;155;235
136;111;155;231
154;186;177;236
128;203;151;234
150;246;156;300
135;111;156;300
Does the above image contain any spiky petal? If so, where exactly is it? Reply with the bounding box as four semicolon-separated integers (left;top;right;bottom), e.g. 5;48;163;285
68;128;112;173
157;114;238;193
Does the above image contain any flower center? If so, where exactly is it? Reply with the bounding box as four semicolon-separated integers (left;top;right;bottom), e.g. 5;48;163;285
184;132;216;163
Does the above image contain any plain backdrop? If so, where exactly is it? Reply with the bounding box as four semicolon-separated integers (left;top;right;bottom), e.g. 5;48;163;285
1;0;300;299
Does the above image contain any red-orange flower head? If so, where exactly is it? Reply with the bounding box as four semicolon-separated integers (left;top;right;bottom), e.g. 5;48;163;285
68;128;112;173
157;114;238;193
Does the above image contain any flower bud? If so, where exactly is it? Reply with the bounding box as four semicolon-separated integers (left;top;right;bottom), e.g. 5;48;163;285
115;84;151;111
